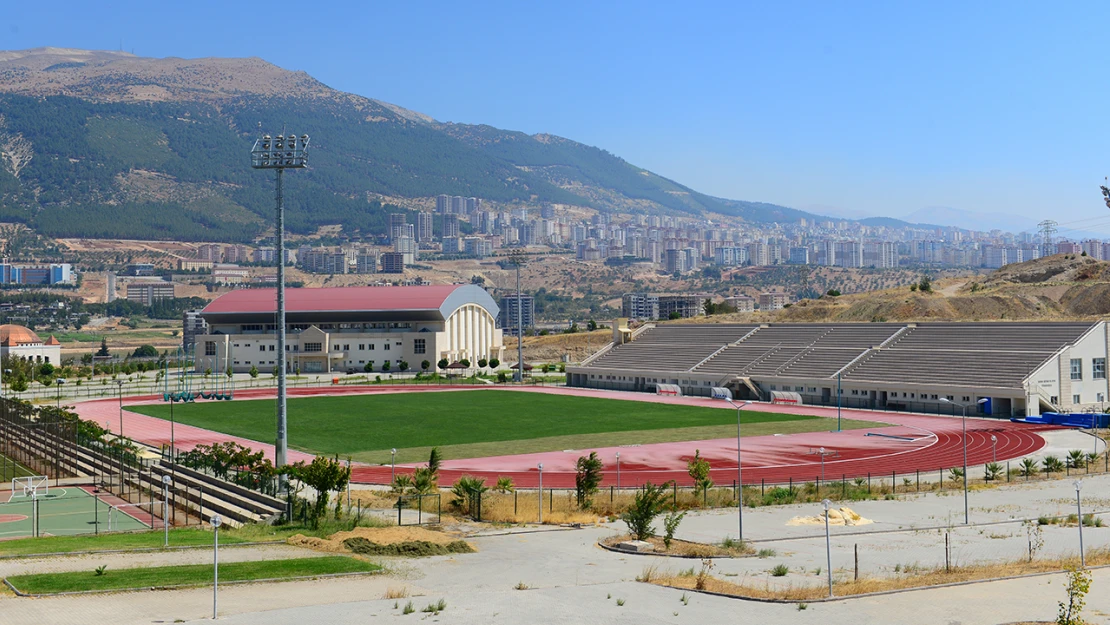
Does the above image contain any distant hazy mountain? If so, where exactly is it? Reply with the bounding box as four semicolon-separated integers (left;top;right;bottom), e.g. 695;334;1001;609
901;206;1039;234
0;48;894;241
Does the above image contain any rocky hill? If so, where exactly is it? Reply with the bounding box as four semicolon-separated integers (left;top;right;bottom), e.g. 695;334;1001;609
0;48;823;242
770;254;1110;322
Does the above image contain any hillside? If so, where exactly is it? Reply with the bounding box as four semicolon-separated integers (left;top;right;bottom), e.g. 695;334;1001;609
0;48;813;242
768;254;1110;322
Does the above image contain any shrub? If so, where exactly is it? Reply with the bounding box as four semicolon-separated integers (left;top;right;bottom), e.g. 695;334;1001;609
687;450;712;502
662;509;686;549
948;467;965;484
495;476;515;493
575;451;603;509
402;601;415;614
984;462;1003;481
757;548;777;558
1066;450;1086;469
771;564;789;577
621;481;670;540
1043;456;1065;474
1058;565;1091;625
1019;458;1039;478
450;475;488;516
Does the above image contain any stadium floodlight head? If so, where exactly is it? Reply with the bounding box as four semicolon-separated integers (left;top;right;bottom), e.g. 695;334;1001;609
162;474;172;485
211;514;222;528
251;134;310;169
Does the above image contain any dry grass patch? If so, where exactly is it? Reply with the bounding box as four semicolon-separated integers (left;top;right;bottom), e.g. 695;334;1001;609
651;548;1110;601
602;535;753;558
289;526;472;554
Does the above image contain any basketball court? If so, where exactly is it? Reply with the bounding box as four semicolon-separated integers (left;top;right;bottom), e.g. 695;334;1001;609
0;478;156;540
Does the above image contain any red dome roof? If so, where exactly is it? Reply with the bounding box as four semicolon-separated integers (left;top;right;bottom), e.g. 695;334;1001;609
0;325;42;347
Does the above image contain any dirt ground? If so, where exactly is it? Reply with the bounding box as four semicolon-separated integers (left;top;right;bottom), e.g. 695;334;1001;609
288;526;468;553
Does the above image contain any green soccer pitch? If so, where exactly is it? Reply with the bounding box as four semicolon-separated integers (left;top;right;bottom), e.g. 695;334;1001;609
131;390;886;463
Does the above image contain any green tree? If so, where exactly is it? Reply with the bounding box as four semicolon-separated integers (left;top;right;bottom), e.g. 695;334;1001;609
477;358;488;369
10;376;27;393
131;345;158;358
438;358;449;371
249;365;259;379
38;363;55;378
460;358;471;368
918;275;933;293
687;449;713;500
364;361;375;373
668;311;682;320
1057;564;1092;625
290;455;351;529
225;365;233;380
398;361;409;372
421;360;431;373
489;358;500;369
428;447;442;478
574;451;603;509
96;338;110;357
381;360;391;372
663;510;687;550
621;482;671;541
587;319;598;331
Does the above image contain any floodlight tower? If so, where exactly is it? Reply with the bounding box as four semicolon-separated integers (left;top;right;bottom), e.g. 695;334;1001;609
508;251;527;382
251;133;310;475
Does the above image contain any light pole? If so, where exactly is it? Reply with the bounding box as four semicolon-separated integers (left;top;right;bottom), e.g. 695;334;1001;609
55;378;64;408
161;474;171;547
615;451;621;491
990;435;997;463
211;514;222;620
721;397;752;541
115;380;125;438
822;499;833;597
939;397;988;525
1074;480;1085;567
836;373;842;432
537;462;544;524
251;133;310;483
169;394;176;460
391;448;397;484
510;253;526;382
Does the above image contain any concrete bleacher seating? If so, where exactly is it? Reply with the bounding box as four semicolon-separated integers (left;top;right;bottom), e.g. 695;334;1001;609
583;321;1098;391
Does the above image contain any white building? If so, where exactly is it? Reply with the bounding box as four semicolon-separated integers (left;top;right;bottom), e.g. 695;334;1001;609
194;285;504;374
0;325;61;366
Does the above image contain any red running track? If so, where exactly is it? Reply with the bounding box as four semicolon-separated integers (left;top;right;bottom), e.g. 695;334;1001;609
72;385;1055;489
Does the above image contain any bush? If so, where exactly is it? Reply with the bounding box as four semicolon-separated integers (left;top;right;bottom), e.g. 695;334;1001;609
687;450;712;502
575;451;603;509
662;510;686;549
621;482;671;540
1043;455;1065;474
984;462;1003;481
771;564;789;577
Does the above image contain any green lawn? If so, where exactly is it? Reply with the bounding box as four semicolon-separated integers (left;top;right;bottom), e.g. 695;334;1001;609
5;556;379;595
131;390;888;462
0;528;248;557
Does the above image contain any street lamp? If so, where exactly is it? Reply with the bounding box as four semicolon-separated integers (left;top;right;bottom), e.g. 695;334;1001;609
55;378;64;408
615;451;621;491
1074;480;1086;567
939;397;989;525
391;448;397;484
161;474;172;547
211;514;222;620
822;499;833;597
251;133;310;480
115;380;125;438
537;463;544;524
990;435;997;463
721;397;752;541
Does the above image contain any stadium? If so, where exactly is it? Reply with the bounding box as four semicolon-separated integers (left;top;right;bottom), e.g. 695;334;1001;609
194;284;504;375
568;320;1110;417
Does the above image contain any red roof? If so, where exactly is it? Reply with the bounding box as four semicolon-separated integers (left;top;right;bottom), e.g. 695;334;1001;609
202;285;465;315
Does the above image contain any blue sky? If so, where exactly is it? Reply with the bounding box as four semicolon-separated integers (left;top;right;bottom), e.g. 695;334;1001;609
3;2;1109;232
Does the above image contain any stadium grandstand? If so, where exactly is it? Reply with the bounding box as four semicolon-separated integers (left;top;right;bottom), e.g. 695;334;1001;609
568;320;1110;417
194;285;503;375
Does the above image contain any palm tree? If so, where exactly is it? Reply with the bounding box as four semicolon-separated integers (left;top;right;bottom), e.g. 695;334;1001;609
1019;458;1038;479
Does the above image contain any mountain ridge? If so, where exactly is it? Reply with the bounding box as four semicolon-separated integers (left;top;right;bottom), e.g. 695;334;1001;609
0;47;929;241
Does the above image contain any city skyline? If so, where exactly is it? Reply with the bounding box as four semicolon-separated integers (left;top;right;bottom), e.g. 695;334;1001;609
4;2;1109;232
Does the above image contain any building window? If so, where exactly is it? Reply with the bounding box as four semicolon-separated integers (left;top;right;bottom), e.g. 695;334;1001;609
304;343;322;353
1051;395;1059;405
269;345;275;351
414;339;426;354
343;345;350;351
1094;358;1106;380
1099;393;1105;403
962;396;970;402
1071;358;1083;380
358;344;365;351
369;344;375;350
205;341;216;356
384;343;391;350
1073;394;1081;405
260;345;266;352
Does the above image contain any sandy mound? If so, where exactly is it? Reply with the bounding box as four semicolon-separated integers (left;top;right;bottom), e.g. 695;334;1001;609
288;526;468;553
786;506;873;527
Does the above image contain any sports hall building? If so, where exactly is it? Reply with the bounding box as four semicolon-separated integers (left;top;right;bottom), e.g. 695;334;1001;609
568;321;1110;417
193;285;503;375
